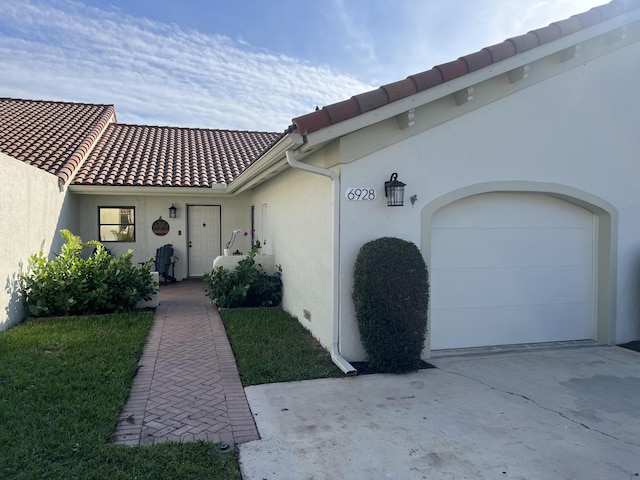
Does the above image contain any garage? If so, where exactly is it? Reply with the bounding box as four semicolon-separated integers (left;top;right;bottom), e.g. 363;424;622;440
430;192;595;350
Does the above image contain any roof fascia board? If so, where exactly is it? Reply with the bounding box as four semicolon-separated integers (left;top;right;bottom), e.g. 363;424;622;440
301;11;640;149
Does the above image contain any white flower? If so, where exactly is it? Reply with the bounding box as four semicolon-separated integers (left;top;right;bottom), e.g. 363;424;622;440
225;229;241;249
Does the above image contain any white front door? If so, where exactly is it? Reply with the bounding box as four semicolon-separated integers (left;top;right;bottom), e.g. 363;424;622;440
188;205;221;277
430;192;595;350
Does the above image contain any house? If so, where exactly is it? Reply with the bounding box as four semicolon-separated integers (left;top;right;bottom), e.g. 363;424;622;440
0;99;282;326
2;1;639;374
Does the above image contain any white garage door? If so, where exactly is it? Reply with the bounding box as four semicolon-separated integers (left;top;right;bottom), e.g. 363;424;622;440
430;192;595;350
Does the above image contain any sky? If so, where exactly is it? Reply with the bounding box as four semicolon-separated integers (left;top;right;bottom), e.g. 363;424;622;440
1;0;606;132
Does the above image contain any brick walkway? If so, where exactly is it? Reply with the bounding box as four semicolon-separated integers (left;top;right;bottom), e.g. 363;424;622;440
113;280;259;446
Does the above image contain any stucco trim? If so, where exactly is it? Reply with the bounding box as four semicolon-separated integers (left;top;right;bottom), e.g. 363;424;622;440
420;181;618;357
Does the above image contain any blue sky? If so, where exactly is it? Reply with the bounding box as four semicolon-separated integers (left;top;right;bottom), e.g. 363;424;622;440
1;0;605;131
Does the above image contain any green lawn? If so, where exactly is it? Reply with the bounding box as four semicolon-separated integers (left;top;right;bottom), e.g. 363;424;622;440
0;312;241;480
220;307;342;386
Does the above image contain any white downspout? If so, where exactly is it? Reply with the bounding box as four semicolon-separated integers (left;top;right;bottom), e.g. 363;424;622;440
285;149;357;375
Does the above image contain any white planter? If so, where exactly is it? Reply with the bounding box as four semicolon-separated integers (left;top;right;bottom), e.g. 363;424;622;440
213;254;277;274
224;249;232;256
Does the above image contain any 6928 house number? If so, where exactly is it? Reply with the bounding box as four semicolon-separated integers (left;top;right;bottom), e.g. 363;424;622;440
345;188;376;200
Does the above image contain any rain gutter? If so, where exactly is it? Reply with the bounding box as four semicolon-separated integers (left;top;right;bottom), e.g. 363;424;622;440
285;146;356;376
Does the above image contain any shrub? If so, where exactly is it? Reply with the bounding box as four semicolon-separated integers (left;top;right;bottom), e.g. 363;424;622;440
204;248;282;308
352;237;429;373
21;230;156;317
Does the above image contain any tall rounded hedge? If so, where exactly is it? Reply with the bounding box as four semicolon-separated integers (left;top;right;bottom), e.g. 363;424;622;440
352;237;429;373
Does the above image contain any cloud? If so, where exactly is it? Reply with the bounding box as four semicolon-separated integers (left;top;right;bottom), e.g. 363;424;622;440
0;0;374;131
361;0;606;84
331;0;379;67
0;0;607;131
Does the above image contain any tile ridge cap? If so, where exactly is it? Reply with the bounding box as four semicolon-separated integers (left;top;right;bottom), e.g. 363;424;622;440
57;104;116;187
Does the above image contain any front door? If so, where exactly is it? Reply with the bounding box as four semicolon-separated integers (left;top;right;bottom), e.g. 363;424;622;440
188;205;221;277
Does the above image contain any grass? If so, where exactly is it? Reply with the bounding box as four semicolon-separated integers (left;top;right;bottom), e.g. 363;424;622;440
0;312;241;480
220;307;342;386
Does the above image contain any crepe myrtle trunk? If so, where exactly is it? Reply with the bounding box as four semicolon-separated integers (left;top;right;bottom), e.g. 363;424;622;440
352;237;429;373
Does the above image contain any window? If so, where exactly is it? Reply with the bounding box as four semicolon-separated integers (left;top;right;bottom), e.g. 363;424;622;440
99;207;135;242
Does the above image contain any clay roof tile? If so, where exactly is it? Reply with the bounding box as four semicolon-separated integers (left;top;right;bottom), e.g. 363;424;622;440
0;98;114;184
572;9;604;28
352;88;389;113
460;49;493;72
531;24;563;45
323;99;361;124
552;17;584;36
408;69;444;92
435;58;469;82
381;79;418;102
595;1;624;19
483;41;517;63
71;123;282;188
292;109;331;135
508;32;540;53
290;1;640;135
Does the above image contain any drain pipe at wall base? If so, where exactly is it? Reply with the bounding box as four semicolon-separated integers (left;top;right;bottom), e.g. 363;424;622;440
285;149;357;376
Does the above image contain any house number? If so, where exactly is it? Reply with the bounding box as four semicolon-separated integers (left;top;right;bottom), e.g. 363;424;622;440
345;188;376;200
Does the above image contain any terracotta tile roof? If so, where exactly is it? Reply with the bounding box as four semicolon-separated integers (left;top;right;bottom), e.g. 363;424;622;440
291;0;640;135
0;98;115;184
72;124;283;187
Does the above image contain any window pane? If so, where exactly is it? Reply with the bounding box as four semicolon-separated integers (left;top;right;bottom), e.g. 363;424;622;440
99;208;119;223
99;225;118;242
120;208;134;225
99;207;135;242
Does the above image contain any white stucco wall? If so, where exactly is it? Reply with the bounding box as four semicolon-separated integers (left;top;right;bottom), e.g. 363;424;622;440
336;39;640;359
74;192;254;280
0;153;77;330
250;152;336;349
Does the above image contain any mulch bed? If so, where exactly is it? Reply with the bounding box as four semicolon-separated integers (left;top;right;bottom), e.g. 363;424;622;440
349;342;640;376
351;360;436;375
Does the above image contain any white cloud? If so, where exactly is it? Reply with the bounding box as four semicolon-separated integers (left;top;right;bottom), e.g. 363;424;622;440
0;0;374;131
332;0;379;67
0;0;609;131
370;0;606;84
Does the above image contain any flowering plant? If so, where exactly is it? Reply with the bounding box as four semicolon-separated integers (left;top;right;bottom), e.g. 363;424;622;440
243;229;262;255
225;229;241;249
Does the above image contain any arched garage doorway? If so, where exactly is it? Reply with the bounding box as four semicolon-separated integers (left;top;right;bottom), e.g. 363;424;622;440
421;182;616;354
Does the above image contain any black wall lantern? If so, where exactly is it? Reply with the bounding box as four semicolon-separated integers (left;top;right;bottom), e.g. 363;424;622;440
169;203;177;218
384;173;406;207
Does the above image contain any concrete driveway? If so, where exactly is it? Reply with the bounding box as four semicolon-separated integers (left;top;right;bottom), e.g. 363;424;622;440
239;346;640;480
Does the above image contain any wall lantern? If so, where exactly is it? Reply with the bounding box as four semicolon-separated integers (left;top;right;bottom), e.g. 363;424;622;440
384;173;406;207
169;204;177;218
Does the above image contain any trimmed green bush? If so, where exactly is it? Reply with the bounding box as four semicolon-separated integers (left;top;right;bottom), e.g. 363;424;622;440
21;230;156;317
204;248;282;308
352;237;429;373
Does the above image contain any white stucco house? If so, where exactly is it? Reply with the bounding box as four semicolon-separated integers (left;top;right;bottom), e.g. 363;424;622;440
2;1;639;374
